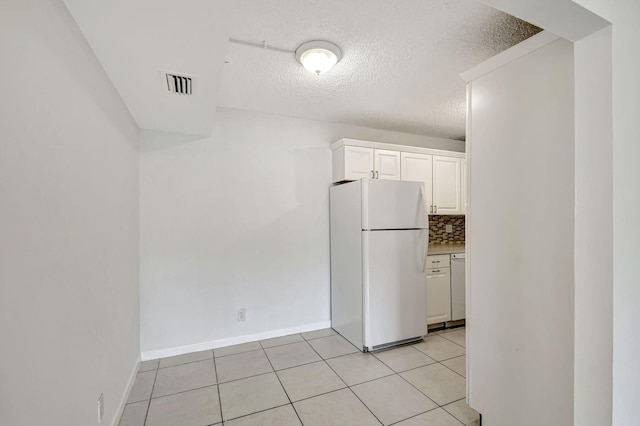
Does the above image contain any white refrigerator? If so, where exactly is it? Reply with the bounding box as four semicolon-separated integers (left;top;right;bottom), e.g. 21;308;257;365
330;179;428;351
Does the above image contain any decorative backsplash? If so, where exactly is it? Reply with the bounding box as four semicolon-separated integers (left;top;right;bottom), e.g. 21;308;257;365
429;215;465;244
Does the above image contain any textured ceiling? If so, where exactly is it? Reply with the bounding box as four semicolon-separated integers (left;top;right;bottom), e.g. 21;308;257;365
218;0;540;140
62;0;540;140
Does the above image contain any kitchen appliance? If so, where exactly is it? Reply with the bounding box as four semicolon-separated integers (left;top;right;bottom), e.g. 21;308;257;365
330;179;428;351
450;252;466;321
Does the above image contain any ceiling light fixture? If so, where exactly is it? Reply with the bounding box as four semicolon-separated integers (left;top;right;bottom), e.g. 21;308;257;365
295;41;342;75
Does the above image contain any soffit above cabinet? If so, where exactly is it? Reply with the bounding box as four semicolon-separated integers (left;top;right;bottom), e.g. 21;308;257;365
62;0;233;136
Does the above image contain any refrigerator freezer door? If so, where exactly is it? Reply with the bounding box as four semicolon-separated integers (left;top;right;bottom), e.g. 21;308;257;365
362;180;427;230
363;229;428;349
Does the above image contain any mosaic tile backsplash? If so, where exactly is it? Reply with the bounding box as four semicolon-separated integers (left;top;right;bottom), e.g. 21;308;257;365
429;215;465;244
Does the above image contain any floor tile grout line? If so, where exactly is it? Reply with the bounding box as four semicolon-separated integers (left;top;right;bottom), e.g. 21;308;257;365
437;359;466;380
149;383;219;402
386;405;445;426
146;328;469;424
212;349;225;424
222;402;294;424
441;396;476;425
304;341;384;425
214;347;263;359
437;333;466;349
260;347;305;426
413;349;465;364
259;335;305;350
172;356;335;392
157;356;214;370
300;329;338;342
412;343;465;361
288;384;350;404
338;370;398;388
264;372;467;424
212;329;337;360
325;369;383;424
392;357;466;407
436;353;466;363
393;368;441;410
374;356;439;376
345;386;385;425
440;403;468;426
370;344;457;408
142;363;160;426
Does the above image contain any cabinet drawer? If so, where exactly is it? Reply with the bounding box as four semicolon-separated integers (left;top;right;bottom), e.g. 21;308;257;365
426;268;451;324
426;254;450;269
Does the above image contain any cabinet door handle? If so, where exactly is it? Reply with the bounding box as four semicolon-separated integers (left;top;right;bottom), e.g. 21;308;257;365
370;170;374;178
433;260;440;263
434;205;438;213
375;171;379;179
430;205;433;214
432;269;441;273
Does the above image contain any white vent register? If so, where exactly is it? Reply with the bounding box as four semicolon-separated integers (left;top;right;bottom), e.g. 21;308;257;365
165;73;193;95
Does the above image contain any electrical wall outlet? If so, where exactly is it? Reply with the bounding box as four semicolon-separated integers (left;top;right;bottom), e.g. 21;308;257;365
446;224;453;233
97;393;104;423
237;308;246;321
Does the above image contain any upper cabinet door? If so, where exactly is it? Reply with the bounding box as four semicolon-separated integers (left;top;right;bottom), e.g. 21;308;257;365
433;155;461;214
401;152;434;214
342;146;374;181
374;149;401;180
461;158;468;215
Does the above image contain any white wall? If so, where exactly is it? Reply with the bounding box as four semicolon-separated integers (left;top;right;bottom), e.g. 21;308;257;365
573;26;613;426
139;107;463;356
0;2;140;425
465;35;575;425
572;1;640;423
481;1;640;423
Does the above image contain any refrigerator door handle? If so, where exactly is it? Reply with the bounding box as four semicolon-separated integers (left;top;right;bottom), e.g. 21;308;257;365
422;233;429;272
419;185;428;216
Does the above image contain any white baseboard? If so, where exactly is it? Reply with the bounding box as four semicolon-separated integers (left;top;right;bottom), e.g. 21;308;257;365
110;355;140;426
140;320;332;361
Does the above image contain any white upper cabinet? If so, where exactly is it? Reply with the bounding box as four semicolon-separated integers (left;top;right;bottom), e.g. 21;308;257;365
333;146;400;182
433;155;461;215
400;152;433;214
331;139;466;215
333;145;374;182
374;149;401;180
461;158;468;215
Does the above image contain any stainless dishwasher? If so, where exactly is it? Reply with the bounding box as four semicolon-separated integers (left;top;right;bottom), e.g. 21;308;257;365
450;253;466;321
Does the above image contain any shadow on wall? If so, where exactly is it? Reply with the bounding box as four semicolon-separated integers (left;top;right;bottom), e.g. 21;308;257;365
140;130;205;154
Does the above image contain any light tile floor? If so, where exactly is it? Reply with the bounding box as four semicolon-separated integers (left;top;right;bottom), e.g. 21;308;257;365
119;327;479;426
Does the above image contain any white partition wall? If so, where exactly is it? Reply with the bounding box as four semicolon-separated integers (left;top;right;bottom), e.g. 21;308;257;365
463;33;575;425
573;26;613;426
0;2;140;425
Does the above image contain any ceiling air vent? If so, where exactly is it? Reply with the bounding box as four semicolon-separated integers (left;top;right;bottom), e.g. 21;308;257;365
165;73;193;95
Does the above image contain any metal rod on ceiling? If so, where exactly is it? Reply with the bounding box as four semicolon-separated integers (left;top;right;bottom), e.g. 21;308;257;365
228;38;294;54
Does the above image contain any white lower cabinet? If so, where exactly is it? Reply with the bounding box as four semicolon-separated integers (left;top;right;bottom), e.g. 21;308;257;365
426;265;452;325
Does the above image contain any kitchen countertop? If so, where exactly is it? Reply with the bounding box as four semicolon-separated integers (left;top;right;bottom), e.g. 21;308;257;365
428;243;466;255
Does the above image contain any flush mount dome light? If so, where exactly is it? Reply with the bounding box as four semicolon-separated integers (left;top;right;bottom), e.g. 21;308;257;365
295;40;342;75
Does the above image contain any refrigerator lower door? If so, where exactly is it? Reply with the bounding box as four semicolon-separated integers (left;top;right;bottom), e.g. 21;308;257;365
363;229;428;350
